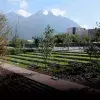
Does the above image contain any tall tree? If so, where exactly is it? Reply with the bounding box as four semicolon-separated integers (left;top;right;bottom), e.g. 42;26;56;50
40;25;54;69
94;22;100;42
0;12;10;64
10;20;22;48
63;34;72;51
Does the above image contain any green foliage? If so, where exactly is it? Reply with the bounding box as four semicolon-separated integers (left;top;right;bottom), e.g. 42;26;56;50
54;33;82;47
8;48;23;55
82;35;91;45
32;36;41;48
40;25;54;68
94;22;100;42
0;12;11;63
70;34;81;43
9;35;22;48
85;22;100;63
54;33;66;44
85;43;95;62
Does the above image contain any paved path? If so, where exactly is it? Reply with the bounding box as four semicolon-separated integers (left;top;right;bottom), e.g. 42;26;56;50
1;63;86;91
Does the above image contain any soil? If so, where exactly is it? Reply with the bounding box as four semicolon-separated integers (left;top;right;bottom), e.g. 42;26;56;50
0;68;61;99
28;66;100;90
0;67;100;99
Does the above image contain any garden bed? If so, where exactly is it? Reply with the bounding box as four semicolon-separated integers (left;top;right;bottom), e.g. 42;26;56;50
1;64;100;99
28;61;100;90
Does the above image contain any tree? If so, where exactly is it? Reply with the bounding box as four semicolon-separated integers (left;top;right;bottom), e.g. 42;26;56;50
0;12;10;63
85;22;100;63
85;43;95;62
70;34;81;43
63;34;72;51
32;36;41;48
82;35;91;45
92;22;100;61
9;19;22;48
10;35;22;48
94;22;100;42
54;33;65;44
40;25;54;69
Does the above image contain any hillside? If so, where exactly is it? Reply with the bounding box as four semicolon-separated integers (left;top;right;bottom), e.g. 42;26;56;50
6;10;80;39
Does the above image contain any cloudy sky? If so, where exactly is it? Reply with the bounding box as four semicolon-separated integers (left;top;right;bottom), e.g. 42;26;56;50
0;0;100;29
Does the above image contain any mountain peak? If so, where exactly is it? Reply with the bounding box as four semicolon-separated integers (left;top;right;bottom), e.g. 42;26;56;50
34;10;53;16
43;10;53;15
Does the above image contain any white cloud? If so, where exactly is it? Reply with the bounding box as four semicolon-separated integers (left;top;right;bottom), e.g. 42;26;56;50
8;0;30;17
20;0;28;9
50;8;66;17
43;10;48;15
8;0;28;9
8;0;21;3
74;19;81;23
16;9;32;17
81;24;88;29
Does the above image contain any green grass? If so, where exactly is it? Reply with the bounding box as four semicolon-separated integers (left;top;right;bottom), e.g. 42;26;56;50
21;53;89;62
5;57;47;68
7;51;97;69
8;55;66;65
18;53;89;63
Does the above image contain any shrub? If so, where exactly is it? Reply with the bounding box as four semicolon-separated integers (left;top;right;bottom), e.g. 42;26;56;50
22;48;35;53
8;48;23;55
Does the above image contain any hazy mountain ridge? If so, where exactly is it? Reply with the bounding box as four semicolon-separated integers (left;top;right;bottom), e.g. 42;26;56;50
6;10;80;39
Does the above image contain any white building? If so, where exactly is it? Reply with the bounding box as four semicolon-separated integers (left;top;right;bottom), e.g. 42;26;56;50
67;27;94;38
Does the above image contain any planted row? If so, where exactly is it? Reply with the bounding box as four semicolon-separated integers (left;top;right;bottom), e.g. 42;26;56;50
18;53;88;63
6;57;47;68
8;55;65;65
53;55;97;62
18;54;68;63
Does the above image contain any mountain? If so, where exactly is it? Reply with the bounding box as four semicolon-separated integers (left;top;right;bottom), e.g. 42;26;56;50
6;12;25;38
5;11;80;39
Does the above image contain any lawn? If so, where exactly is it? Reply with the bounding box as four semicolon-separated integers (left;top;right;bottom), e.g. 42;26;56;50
6;51;92;68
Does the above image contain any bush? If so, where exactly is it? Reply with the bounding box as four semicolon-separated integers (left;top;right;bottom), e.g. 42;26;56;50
8;48;23;55
22;49;35;53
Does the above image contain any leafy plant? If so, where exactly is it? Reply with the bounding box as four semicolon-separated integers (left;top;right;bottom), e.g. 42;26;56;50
0;12;10;63
40;25;54;69
85;43;95;62
32;36;41;49
8;48;23;55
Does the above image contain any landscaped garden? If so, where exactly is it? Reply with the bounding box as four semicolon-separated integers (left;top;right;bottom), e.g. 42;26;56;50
5;50;100;89
5;24;100;90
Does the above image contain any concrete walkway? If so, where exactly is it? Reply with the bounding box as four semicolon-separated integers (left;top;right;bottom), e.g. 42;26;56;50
1;63;86;91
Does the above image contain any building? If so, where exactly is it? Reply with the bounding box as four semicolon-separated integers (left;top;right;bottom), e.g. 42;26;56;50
67;27;95;38
88;29;95;38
